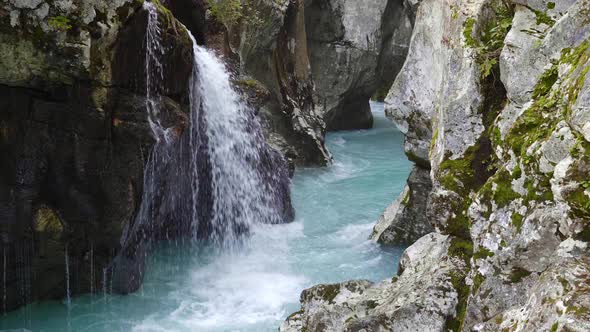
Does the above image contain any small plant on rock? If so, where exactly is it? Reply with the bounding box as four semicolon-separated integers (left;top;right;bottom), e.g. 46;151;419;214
48;16;72;31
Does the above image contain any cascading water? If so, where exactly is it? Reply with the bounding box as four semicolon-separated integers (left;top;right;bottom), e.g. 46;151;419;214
64;244;70;308
187;36;294;247
107;1;293;293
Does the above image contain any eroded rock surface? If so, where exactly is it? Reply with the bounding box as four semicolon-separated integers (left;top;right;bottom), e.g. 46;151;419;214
305;0;414;131
0;0;194;310
285;0;590;330
281;233;466;332
371;166;433;245
209;0;332;167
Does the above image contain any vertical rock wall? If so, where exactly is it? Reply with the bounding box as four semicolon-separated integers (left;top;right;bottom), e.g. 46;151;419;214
0;0;194;311
305;0;414;131
283;0;590;331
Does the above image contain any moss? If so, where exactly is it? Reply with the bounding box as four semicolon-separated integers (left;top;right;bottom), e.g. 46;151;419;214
530;7;555;26
532;64;559;100
365;300;378;310
440;157;475;196
565;189;590;219
401;189;411;205
562;155;590;218
566;305;590;317
431;127;439;152
512;164;522;179
523;175;554;204
448;237;474;264
492;169;520;207
550;322;558;332
558;276;571;292
511;213;524;232
286;309;303;320
503;46;583;161
35;207;64;235
561;39;590;65
445;200;473;240
463;18;478;48
445;270;470;332
48;16;73;31
473;247;495;260
574;224;590;242
315;284;340;304
508;267;532;283
207;0;266;28
472;272;486;294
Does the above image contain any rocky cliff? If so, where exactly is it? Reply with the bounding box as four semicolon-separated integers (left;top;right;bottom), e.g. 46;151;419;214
0;0;320;312
0;0;197;311
305;0;413;131
200;0;332;167
283;0;590;331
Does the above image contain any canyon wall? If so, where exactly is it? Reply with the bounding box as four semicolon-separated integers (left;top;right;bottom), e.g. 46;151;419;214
0;0;195;310
283;0;590;331
305;0;413;131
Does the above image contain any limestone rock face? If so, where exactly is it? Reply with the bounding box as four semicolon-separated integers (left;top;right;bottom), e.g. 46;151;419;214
280;233;467;332
285;0;590;330
371;166;433;245
0;0;194;311
305;0;414;131
211;0;332;167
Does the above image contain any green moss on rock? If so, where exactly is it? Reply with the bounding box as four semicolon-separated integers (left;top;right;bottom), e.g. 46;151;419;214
508;267;532;283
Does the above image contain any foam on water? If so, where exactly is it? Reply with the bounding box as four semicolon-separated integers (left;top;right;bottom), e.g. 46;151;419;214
0;94;410;332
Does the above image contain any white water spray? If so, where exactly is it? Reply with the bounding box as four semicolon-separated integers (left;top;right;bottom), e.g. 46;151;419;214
188;35;292;248
64;244;70;308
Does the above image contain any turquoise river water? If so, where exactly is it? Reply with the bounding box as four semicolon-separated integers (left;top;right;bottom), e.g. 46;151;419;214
0;102;412;332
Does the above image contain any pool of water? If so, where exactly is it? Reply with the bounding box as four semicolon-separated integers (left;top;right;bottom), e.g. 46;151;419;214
0;102;411;332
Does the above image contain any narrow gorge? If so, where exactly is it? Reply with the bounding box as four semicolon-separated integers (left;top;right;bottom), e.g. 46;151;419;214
0;0;589;332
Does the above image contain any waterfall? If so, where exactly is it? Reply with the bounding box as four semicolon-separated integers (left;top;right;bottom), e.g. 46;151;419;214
64;244;70;307
107;0;293;293
102;268;107;302
187;35;294;248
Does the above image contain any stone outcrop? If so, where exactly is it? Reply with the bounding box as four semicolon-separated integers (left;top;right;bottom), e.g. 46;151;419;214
206;0;332;167
0;0;195;310
285;0;590;330
281;233;468;332
371;166;434;245
304;0;414;131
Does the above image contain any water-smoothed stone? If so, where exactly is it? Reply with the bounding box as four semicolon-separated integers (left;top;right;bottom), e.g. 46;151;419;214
371;166;433;245
281;233;466;332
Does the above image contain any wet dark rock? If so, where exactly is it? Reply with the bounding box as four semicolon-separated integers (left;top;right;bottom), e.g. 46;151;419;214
0;1;193;310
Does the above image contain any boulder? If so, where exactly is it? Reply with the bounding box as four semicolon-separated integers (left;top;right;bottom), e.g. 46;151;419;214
371;166;434;245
